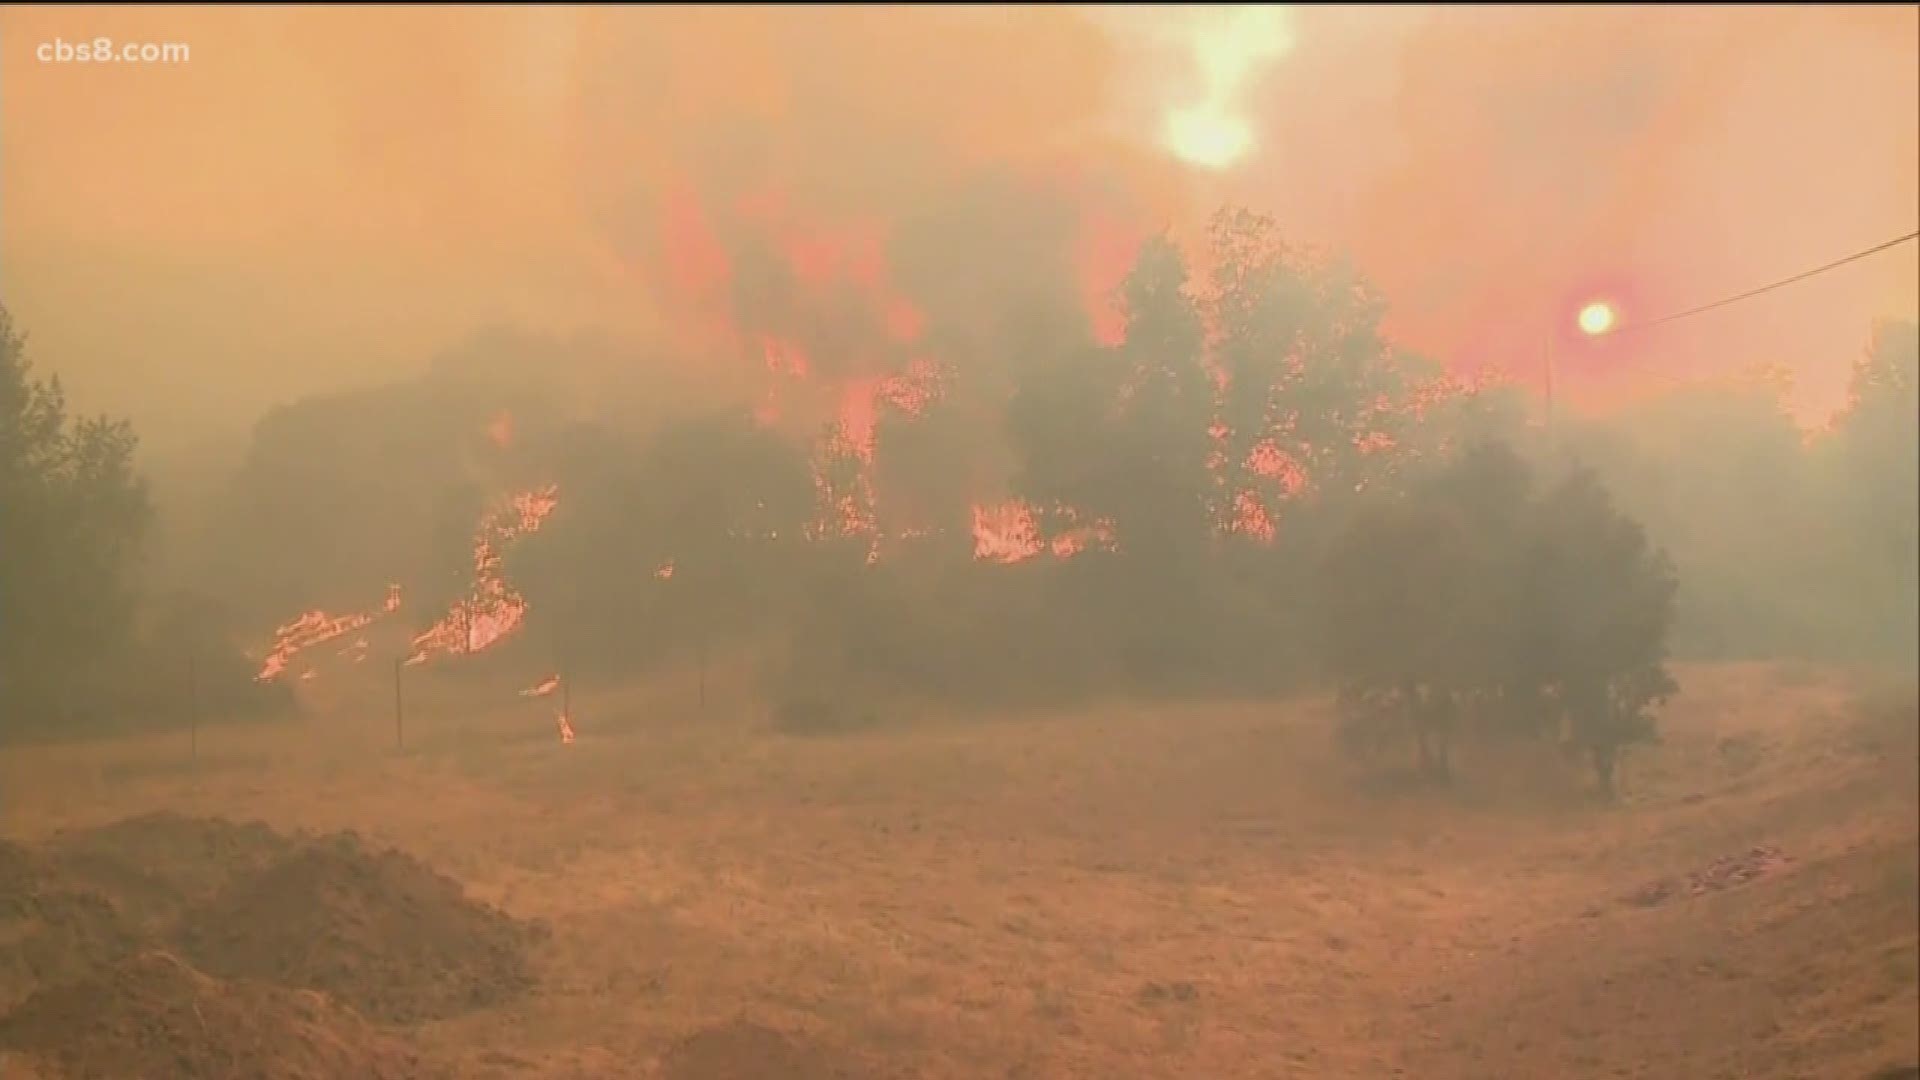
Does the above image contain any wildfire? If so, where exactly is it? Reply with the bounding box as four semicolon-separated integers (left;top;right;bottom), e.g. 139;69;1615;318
254;584;402;682
1077;207;1144;348
631;184;1505;579
556;713;576;745
521;673;561;697
969;499;1118;564
1230;490;1276;543
405;485;560;667
970;501;1042;563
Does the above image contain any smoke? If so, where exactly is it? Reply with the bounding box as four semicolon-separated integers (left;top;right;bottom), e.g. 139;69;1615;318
1;4;1912;459
1228;6;1919;420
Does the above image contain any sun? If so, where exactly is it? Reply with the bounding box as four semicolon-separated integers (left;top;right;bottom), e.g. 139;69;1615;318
1158;7;1294;172
1166;108;1253;172
1578;301;1618;336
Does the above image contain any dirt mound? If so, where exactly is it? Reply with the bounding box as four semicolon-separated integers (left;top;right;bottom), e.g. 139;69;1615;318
0;950;436;1080
0;842;144;1011
0;887;144;1012
174;832;541;1023
1626;845;1793;908
658;1021;871;1080
43;812;296;928
0;841;37;904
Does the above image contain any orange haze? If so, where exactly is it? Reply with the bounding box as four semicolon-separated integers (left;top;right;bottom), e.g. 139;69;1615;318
2;4;1913;457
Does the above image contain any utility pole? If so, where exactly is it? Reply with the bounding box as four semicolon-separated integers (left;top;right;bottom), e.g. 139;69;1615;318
1543;330;1557;448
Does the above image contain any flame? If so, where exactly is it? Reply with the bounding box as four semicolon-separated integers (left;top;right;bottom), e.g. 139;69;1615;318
557;713;576;745
521;673;561;697
1077;208;1143;347
969;499;1117;564
970;501;1043;563
810;357;948;547
635;179;1499;574
255;585;402;682
405;485;560;666
662;182;732;304
1229;490;1276;543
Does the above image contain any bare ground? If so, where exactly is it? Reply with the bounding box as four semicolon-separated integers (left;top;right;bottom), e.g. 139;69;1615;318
1;661;1913;1079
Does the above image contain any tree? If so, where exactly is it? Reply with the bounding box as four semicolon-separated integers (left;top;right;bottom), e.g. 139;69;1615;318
1520;467;1679;796
1316;442;1677;795
1001;236;1224;684
1316;494;1479;780
1316;444;1537;780
1205;209;1407;524
0;305;153;720
511;410;817;675
1824;320;1919;663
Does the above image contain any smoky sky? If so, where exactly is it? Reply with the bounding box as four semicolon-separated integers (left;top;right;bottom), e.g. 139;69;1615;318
2;5;1913;465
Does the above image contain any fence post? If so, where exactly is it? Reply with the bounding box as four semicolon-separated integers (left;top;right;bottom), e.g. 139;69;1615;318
187;653;198;763
393;656;404;751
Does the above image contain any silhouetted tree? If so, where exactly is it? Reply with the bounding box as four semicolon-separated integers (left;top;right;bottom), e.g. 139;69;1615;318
0;306;153;721
1317;494;1477;780
1825;320;1919;663
1521;467;1679;796
1319;442;1677;795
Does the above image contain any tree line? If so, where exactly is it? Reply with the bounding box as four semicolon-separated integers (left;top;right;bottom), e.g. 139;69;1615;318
4;211;1915;787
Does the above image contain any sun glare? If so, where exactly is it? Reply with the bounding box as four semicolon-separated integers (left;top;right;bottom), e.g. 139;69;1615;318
1578;301;1618;336
1161;6;1294;171
1167;108;1252;172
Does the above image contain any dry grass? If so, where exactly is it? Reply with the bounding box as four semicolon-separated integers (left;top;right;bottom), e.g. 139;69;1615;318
2;661;1914;1078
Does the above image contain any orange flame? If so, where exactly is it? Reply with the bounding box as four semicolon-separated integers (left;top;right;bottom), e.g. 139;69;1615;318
521;673;561;698
405;485;560;667
557;713;576;745
970;501;1043;563
969;499;1116;564
655;561;675;580
255;584;403;682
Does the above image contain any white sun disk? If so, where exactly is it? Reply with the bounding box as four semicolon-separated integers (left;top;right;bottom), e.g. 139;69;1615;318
1158;6;1294;172
1578;301;1617;336
1167;108;1252;171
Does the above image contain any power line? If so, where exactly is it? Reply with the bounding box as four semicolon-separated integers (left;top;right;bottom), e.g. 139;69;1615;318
1609;229;1919;337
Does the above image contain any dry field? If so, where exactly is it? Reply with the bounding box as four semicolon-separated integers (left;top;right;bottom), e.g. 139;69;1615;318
2;661;1915;1079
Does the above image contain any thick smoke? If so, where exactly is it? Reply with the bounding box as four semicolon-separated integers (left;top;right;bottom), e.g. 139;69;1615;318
5;6;1912;450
